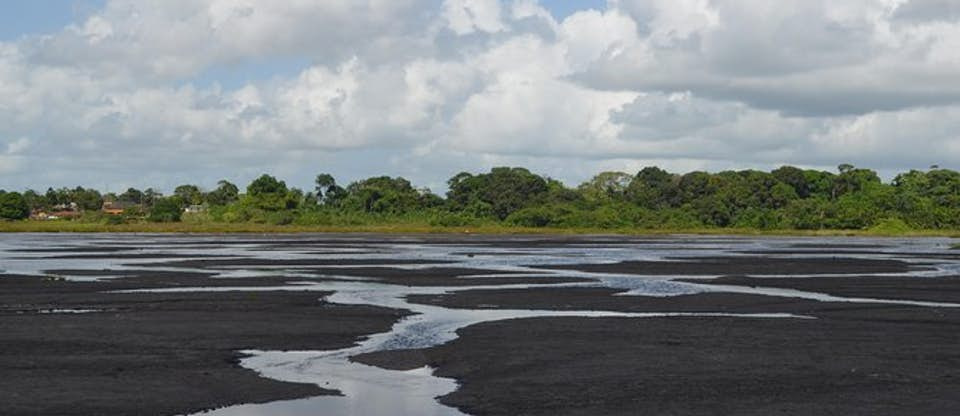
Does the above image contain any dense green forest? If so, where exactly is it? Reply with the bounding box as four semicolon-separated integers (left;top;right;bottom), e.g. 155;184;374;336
2;165;959;232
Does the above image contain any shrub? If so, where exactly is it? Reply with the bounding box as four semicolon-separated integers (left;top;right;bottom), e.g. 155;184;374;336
507;205;573;227
429;212;481;227
265;211;295;225
869;218;912;234
147;199;182;223
104;215;125;225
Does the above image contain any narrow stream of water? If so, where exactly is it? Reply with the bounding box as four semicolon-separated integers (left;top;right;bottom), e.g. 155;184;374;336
189;280;808;416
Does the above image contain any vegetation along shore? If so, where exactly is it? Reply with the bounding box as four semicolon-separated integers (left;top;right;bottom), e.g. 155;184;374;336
2;164;960;235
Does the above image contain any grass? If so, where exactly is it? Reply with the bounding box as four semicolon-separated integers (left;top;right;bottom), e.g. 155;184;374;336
2;219;959;237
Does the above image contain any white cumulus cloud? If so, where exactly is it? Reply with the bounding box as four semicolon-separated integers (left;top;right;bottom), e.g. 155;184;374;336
0;0;958;192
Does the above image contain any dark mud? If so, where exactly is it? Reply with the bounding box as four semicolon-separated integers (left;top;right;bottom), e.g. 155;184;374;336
735;250;960;260
533;256;919;275
356;310;960;416
0;274;407;416
4;234;960;416
352;247;960;416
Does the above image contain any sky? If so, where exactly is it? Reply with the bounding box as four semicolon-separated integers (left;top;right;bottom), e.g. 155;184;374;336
1;0;959;194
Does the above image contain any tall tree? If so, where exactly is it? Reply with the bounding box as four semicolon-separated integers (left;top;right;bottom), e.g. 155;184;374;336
143;188;162;208
578;171;632;202
0;192;30;220
70;187;103;211
174;184;204;206
118;188;144;205
206;180;239;206
626;167;677;209
343;176;422;214
832;165;881;199
314;173;345;205
446;167;550;220
147;198;182;223
245;174;297;211
772;166;810;198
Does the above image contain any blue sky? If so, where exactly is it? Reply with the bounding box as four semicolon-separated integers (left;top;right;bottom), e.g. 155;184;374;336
0;0;103;40
540;0;607;19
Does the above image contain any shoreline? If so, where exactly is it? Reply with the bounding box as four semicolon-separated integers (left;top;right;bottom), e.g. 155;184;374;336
2;221;960;238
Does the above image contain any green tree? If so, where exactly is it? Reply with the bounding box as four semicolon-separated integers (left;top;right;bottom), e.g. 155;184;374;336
692;195;732;227
174;184;203;207
45;188;63;207
832;164;880;199
446;167;550;220
577;171;632;202
784;198;831;230
143;188;162;208
72;187;103;211
206;180;239;206
342;176;423;214
0;191;30;220
118;188;144;205
626;167;677;209
676;171;718;204
147;198;182;222
22;190;45;211
314;173;346;206
894;169;960;208
772;166;810;198
245;174;297;211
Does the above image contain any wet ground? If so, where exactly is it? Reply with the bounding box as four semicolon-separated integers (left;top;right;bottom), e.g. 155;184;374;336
1;233;959;415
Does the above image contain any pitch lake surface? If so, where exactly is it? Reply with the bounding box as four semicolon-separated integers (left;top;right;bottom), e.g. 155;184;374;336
1;233;958;415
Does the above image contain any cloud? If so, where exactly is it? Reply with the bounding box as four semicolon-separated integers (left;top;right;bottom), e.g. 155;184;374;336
4;137;30;154
443;0;508;35
24;0;434;81
892;0;960;22
0;0;958;192
580;0;960;116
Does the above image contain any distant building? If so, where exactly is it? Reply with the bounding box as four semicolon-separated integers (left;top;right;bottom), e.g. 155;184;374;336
30;210;82;220
183;205;207;214
52;202;79;211
102;200;140;215
30;202;82;220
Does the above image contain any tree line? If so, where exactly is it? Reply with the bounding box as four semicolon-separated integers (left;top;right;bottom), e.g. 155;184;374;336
1;164;959;231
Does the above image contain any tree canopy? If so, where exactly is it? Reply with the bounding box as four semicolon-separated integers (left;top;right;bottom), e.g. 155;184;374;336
0;191;30;220
245;174;297;211
9;164;960;231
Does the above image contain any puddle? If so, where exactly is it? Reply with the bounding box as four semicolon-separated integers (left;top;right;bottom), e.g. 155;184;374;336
36;308;100;314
